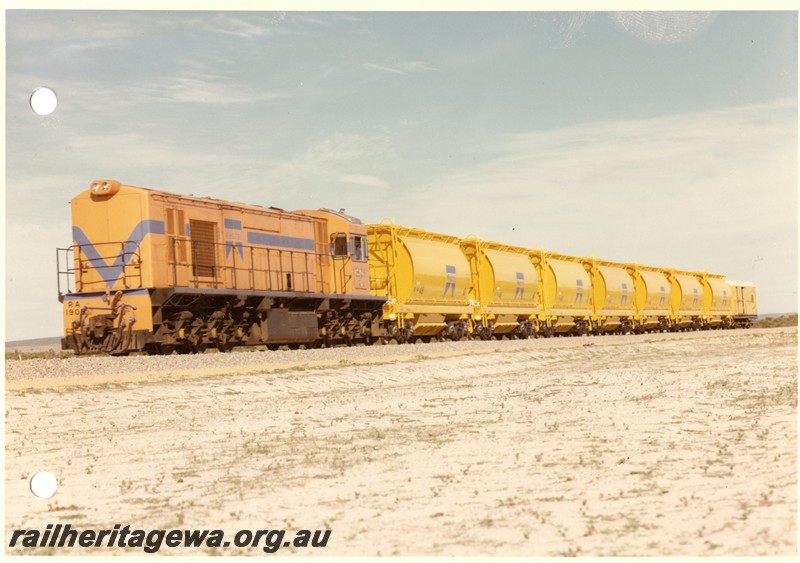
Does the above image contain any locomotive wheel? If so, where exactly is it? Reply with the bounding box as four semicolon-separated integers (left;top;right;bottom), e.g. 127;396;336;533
158;344;176;356
175;341;205;354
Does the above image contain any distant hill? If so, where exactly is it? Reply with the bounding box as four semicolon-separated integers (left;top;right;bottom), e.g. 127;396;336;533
5;336;63;354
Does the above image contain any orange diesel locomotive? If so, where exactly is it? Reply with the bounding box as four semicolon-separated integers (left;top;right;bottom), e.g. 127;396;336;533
57;180;383;354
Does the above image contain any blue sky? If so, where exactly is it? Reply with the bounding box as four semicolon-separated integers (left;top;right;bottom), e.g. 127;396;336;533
4;9;798;341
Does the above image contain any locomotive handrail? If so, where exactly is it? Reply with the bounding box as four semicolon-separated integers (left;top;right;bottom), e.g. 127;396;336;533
56;246;74;297
57;241;143;296
167;238;320;293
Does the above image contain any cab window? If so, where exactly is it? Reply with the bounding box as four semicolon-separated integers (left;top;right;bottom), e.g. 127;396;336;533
351;235;367;262
331;233;348;258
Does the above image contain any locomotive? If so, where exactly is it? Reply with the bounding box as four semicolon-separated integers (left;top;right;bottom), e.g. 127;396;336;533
57;180;758;355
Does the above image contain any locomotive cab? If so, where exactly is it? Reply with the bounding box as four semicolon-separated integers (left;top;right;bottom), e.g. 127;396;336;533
295;208;371;296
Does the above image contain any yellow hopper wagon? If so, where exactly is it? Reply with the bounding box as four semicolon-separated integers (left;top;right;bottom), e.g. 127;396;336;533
367;223;473;343
459;237;541;339
529;250;594;336
584;258;638;334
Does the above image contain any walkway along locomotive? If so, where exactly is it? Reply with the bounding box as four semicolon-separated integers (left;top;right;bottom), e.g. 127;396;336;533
57;180;758;355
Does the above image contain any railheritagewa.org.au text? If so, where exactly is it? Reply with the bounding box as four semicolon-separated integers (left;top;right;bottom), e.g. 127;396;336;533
9;524;331;553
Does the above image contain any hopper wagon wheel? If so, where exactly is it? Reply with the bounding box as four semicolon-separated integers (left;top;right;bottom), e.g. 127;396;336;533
217;342;234;353
398;321;415;344
266;344;281;351
288;343;302;350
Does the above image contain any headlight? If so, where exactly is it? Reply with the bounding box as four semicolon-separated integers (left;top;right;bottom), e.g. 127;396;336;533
388;313;397;320
89;179;121;197
475;314;482;321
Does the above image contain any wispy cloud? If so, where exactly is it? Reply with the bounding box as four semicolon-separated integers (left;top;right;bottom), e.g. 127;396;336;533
182;12;318;40
299;132;393;165
339;174;390;189
199;14;281;39
361;61;438;75
5;16;141;64
163;75;285;105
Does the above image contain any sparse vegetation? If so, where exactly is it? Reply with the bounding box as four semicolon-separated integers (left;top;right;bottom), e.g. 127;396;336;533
4;327;796;556
752;314;798;328
5;349;74;360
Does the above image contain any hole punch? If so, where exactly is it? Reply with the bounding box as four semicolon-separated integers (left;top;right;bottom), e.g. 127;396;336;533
30;87;58;116
30;471;58;498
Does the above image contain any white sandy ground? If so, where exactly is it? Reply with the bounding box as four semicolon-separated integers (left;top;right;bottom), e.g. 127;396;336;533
4;327;797;556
